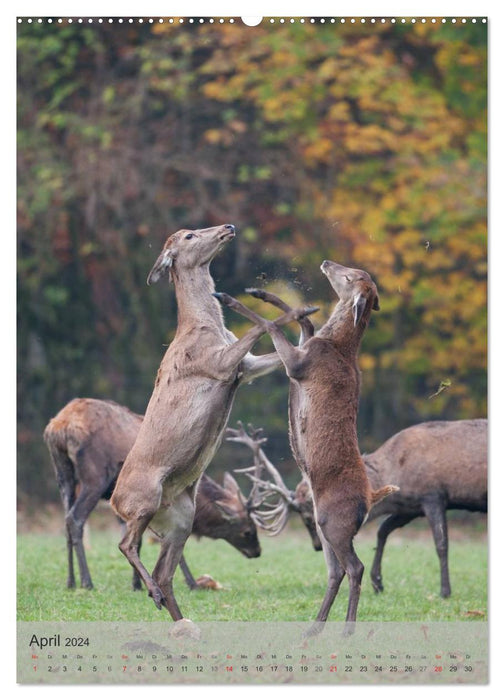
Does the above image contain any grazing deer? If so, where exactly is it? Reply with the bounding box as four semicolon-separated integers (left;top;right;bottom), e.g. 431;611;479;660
215;260;398;635
43;398;262;592
364;418;487;598
110;224;317;621
226;422;322;549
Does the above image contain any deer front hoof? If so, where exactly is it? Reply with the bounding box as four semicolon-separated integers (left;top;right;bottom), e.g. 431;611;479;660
298;305;319;319
246;288;264;299
212;292;232;306
371;576;384;593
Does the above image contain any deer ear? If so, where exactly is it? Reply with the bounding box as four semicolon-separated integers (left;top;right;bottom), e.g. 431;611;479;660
352;293;367;327
147;248;176;285
373;294;380;311
223;471;240;495
214;500;236;520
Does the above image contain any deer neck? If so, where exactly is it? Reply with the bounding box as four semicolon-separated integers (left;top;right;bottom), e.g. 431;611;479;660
172;264;225;332
316;298;365;355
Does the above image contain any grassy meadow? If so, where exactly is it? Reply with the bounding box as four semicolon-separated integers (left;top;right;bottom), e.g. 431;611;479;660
17;512;487;624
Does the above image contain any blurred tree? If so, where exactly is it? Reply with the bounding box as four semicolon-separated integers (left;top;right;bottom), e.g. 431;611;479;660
17;19;486;504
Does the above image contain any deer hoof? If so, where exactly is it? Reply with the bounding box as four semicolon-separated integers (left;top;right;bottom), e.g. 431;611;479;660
303;621;325;639
371;576;384;594
298;306;319;319
342;622;356;638
169;619;201;641
246;288;264;299
148;586;166;610
212;292;231;305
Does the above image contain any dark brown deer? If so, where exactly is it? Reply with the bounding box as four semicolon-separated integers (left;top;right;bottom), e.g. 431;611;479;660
43;398;261;591
109;224;316;621
240;417;487;598
364;418;487;598
215;260;398;635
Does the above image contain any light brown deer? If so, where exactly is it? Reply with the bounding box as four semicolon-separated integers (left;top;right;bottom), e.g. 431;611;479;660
43;397;261;592
215;260;398;635
109;224;317;620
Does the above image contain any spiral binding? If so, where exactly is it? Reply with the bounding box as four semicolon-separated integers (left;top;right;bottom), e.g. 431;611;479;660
16;17;488;25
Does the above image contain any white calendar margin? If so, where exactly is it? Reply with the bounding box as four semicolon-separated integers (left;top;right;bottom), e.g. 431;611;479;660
5;1;501;697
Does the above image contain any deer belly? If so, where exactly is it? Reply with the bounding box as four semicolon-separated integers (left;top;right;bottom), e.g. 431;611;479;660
149;488;195;539
288;386;309;474
143;379;238;484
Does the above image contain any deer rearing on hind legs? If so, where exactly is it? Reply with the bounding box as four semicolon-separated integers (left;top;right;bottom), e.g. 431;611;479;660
215;260;399;636
110;224;317;623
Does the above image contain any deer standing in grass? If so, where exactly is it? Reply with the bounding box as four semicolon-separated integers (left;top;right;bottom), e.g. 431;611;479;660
110;224;316;622
215;260;398;635
44;397;261;592
232;418;487;598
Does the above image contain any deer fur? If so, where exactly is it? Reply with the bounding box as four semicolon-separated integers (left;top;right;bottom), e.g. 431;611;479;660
43;397;261;591
247;418;487;597
363;418;487;598
109;224;315;619
215;260;398;635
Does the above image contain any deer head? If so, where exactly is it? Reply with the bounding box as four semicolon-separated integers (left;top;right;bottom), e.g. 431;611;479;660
320;260;380;327
147;224;236;285
197;471;261;559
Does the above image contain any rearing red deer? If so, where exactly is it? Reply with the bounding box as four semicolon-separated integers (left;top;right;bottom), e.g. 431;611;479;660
215;260;398;635
110;224;317;622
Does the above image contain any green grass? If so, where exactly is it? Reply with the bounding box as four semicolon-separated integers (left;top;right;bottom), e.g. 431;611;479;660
17;522;487;623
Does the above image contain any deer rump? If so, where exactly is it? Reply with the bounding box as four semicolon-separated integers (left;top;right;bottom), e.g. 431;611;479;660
44;397;260;592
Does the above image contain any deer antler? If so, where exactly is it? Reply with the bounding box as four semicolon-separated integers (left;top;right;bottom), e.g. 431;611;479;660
226;422;295;536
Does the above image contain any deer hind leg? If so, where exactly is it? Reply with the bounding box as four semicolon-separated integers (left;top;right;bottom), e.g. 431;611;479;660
316;503;366;636
370;513;417;593
304;529;346;638
150;489;196;620
60;485;77;589
118;517;142;591
421;496;451;598
53;454;77;588
118;511;167;608
65;485;104;589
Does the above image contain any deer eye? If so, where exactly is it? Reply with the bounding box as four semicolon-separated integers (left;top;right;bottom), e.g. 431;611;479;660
344;275;351;282
185;232;195;240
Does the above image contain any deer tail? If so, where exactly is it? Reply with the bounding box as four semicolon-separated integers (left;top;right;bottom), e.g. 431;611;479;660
370;484;400;508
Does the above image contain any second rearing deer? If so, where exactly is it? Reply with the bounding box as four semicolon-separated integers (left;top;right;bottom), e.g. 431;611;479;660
215;260;398;636
110;224;316;623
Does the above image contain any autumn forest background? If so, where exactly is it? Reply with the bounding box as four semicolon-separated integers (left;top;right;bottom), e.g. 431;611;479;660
17;18;487;509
